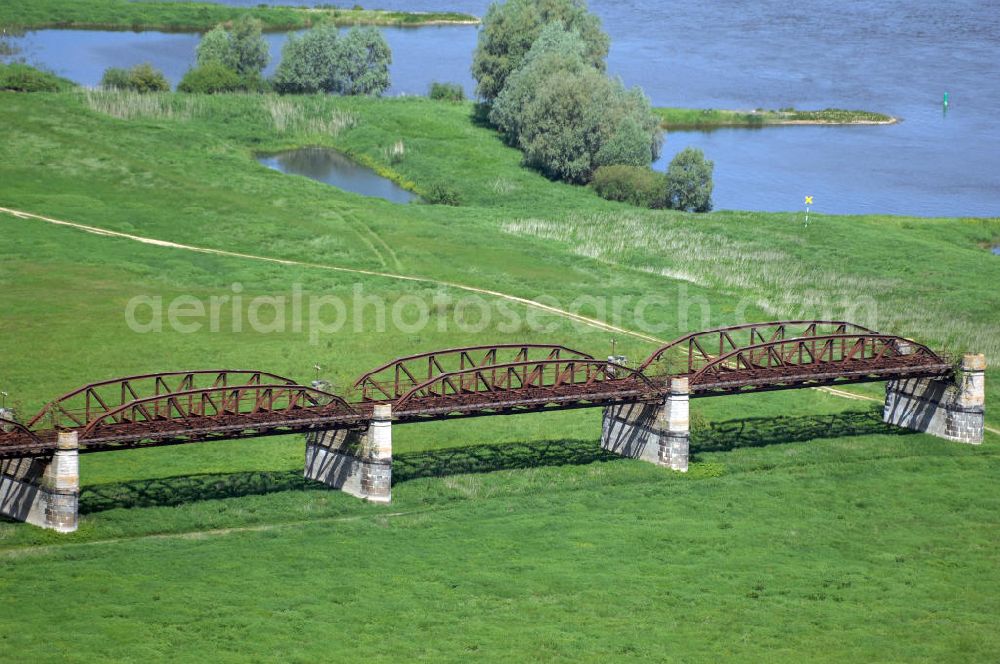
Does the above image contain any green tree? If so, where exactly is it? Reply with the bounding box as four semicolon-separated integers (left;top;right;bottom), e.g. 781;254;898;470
273;25;339;94
520;70;661;183
472;0;608;102
489;21;588;142
230;15;270;76
273;25;390;96
195;16;269;77
195;25;237;71
336;27;391;96
496;26;661;184
664;147;714;212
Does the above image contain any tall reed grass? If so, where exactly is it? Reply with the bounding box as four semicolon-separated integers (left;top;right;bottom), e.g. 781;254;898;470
503;212;999;361
81;89;202;120
263;95;358;136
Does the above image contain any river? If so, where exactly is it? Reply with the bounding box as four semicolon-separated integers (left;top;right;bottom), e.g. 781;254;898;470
5;0;998;216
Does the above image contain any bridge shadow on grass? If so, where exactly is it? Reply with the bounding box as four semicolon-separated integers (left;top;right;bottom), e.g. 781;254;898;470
78;408;907;513
690;405;913;455
78;439;617;514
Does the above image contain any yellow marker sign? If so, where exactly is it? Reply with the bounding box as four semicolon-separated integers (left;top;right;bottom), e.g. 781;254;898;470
804;196;813;205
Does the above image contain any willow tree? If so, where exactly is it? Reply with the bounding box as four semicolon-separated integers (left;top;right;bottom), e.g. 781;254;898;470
472;0;608;102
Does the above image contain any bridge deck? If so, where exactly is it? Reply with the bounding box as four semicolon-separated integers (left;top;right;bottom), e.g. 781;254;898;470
0;324;954;459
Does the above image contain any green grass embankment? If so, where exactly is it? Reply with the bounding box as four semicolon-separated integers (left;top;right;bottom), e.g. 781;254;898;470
0;0;479;32
655;106;897;129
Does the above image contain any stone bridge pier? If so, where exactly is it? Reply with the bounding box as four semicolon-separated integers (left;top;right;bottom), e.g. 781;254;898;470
304;403;392;503
600;377;689;472
0;431;79;532
884;353;986;444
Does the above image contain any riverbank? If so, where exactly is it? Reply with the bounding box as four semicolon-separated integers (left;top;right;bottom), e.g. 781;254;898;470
655;106;897;129
0;0;479;33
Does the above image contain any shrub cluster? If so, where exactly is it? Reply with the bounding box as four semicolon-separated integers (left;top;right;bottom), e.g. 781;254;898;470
424;183;461;206
591;148;714;212
177;62;268;94
175;19;392;98
100;63;170;92
0;63;74;92
591;165;665;208
429;82;464;102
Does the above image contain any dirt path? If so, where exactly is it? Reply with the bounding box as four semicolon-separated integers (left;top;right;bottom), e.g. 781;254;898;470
0;206;661;342
0;507;450;558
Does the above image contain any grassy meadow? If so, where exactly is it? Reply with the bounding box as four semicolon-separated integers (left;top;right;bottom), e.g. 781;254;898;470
0;0;478;32
0;89;998;661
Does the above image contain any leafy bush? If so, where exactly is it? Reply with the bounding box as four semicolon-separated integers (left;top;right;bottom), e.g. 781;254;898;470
100;67;130;90
429;82;464;102
196;16;269;77
100;63;169;92
177;63;264;94
664;147;714;212
273;25;390;96
0;63;74;92
591;165;665;208
424;183;461;206
472;0;608;101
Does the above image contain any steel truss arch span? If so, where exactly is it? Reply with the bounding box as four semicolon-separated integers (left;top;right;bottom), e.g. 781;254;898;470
639;320;877;374
688;334;950;394
27;370;299;430
353;344;595;401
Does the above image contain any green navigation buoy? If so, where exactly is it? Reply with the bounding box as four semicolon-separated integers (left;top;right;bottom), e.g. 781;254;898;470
943;91;949;107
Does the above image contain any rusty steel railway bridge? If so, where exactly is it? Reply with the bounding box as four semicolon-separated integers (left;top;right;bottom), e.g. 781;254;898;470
0;321;953;460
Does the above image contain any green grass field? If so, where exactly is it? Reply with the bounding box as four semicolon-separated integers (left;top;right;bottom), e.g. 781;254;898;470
0;0;478;32
0;90;998;661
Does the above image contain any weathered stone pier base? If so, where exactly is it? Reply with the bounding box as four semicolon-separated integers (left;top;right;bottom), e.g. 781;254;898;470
884;353;985;444
0;431;79;532
601;377;689;472
304;403;392;503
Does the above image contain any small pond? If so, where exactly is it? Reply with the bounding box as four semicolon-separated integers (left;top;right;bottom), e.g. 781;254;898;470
258;147;419;204
992;245;1000;256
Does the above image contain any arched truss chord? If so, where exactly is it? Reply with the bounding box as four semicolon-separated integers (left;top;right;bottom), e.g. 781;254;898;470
27;370;299;430
353;344;595;401
393;359;659;417
688;334;950;394
79;384;360;444
638;320;877;374
0;417;47;456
